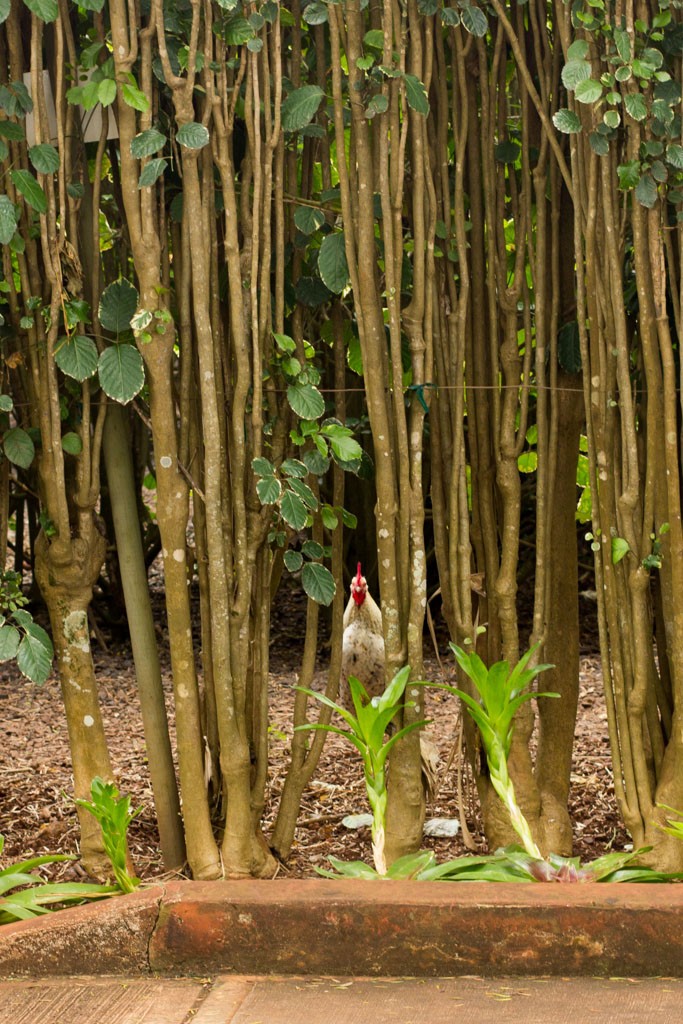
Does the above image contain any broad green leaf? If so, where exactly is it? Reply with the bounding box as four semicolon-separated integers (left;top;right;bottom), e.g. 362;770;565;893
666;144;683;170
281;85;324;133
303;0;328;23
283;549;304;572
61;432;83;455
22;0;58;21
588;131;609;156
294;205;325;235
252;456;276;476
97;79;117;107
130;128;167;158
611;537;630;564
287;478;317;510
121;82;149;113
614;27;631;62
635;172;658;209
330;433;362;462
459;4;488;37
13;611;53;657
0;121;25;141
624;92;647;121
3;427;35;469
97;344;145;404
495;140;520;164
561;59;591;91
176;121;210;150
256;475;281;504
98;279;139;334
552;108;582;134
567;40;589;60
9;170;47;214
130;309;153;332
274;333;296;353
138;158;168;188
517;451;538;473
318;232;349;293
0;395;12;412
0;195;18;244
403;74;430;115
280;490;308;531
302;561;336;606
615;65;632;83
321;505;338;529
302;540;324;559
287;382;325;420
603;109;621;129
304;449;330;475
364;30;384;50
0;0;9;22
55;334;99;381
223;15;253;45
575;78;603;104
280;458;308;478
0;624;20;661
16;632;52;685
28;144;59;175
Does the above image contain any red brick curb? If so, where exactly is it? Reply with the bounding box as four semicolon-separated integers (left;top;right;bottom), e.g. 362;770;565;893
1;881;682;977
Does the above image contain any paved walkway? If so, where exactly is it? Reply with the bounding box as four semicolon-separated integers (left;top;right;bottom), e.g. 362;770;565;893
0;975;681;1023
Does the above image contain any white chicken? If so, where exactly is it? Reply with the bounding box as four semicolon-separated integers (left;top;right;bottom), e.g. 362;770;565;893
340;563;439;797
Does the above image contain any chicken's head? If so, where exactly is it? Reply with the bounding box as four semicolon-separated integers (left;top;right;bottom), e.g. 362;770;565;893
350;562;367;606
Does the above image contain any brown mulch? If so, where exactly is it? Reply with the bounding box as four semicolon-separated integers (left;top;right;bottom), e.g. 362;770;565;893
0;583;629;881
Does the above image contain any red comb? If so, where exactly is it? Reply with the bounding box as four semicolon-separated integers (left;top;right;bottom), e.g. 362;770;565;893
355;562;363;583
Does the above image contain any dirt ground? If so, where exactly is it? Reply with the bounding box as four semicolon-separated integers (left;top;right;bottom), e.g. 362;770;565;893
0;582;629;881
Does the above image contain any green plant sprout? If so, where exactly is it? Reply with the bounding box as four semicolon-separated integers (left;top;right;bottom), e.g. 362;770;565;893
75;778;142;893
657;805;683;842
0;834;117;925
296;666;428;875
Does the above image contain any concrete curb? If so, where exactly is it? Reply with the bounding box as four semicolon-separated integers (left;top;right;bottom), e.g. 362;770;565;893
1;881;682;977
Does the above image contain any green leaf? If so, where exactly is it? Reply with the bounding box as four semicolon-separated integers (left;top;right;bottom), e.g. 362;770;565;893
16;632;52;685
603;109;621;129
302;540;324;559
552;108;582;134
283;549;304;572
3;427;35;469
635;172;658;209
97;79;117;107
611;537;630;565
302;562;336;606
252;456;276;476
666;144;683;170
281;85;324;133
459;4;488;37
176;121;210;150
22;0;58;21
561;59;591;91
223;15;253;45
567;40;589;60
294;205;325;235
613;27;632;62
0;394;12;411
256;475;282;504
589;131;610;156
624;92;647;122
517;451;538;473
280;458;308;478
287;382;325;420
280;490;308;531
97;344;145;404
28;144;59;175
274;333;296;353
98;279;139;334
330;433;362;462
61;432;83;455
304;449;330;475
130;128;167;158
0;195;18;244
121;82;149;113
55;334;99;381
403;74;430;115
287;477;318;510
0;624;20;661
575;79;603;104
138;158;168;188
9;171;46;214
321;505;338;529
318;232;349;293
303;0;328;24
364;30;384;50
494;140;520;164
0;121;25;141
0;0;9;22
